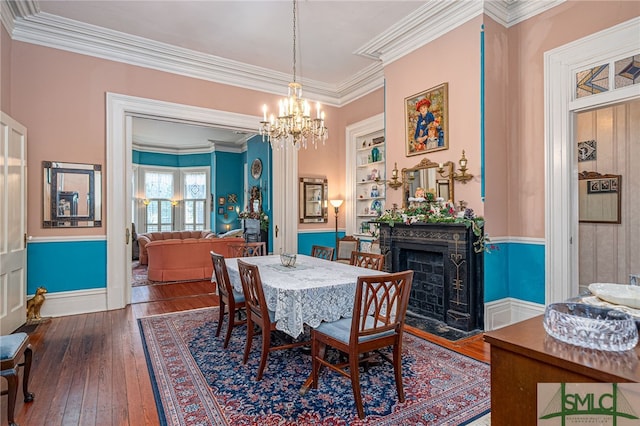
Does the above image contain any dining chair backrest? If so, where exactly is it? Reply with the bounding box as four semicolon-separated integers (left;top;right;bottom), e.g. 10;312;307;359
310;245;335;261
237;259;269;323
349;251;385;271
336;236;359;262
210;251;233;298
229;242;267;257
351;270;414;344
210;250;246;348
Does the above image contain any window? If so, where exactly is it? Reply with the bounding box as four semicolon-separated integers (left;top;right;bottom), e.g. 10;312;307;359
183;171;207;230
144;171;174;232
135;167;209;233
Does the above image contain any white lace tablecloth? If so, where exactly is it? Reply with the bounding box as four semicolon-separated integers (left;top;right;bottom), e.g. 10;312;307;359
225;254;385;337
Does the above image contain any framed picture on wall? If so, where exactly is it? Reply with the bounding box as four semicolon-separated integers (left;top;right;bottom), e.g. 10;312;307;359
218;207;224;215
218;197;225;206
405;82;448;157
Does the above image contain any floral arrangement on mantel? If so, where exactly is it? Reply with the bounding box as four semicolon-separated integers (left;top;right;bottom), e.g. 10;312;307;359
374;189;492;253
238;210;269;232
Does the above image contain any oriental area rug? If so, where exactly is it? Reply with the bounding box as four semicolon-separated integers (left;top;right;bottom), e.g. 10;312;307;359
138;307;491;425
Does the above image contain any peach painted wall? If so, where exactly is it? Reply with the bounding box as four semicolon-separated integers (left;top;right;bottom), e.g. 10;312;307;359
384;17;483;217
482;17;510;237
7;40;345;237
1;26;12;113
298;88;384;230
505;0;639;238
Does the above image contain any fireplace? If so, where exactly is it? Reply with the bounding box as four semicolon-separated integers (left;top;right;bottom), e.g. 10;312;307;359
379;222;484;332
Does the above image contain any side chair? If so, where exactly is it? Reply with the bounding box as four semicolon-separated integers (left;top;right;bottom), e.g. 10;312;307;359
349;251;385;271
210;251;246;348
1;332;35;426
229;241;267;257
237;259;310;381
336;235;359;264
310;245;334;261
311;270;414;419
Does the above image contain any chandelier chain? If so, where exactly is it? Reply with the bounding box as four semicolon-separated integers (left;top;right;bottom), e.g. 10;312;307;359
258;0;328;150
292;0;296;83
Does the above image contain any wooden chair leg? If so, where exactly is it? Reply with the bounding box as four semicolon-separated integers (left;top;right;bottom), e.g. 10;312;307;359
223;305;235;349
311;340;326;390
243;317;254;364
255;328;270;381
3;367;19;426
393;343;404;402
215;301;225;338
349;355;365;419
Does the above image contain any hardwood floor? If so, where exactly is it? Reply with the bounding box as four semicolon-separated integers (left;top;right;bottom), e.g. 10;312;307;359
2;279;489;426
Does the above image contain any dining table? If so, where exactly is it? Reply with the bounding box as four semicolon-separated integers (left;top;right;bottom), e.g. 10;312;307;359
224;254;386;339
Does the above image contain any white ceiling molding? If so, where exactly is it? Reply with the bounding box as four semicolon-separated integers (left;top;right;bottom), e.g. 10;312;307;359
484;0;566;27
131;140;245;155
355;1;484;66
6;0;562;106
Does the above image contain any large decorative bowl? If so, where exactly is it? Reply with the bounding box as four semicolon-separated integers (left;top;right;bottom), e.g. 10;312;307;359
588;283;640;309
543;303;638;352
280;253;297;267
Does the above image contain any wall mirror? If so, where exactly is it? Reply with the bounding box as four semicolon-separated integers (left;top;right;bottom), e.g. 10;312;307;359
299;177;328;223
402;157;454;208
43;161;102;228
578;171;621;224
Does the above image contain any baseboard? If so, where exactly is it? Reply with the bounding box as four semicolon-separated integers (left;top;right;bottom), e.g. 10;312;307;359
36;288;108;318
484;297;545;330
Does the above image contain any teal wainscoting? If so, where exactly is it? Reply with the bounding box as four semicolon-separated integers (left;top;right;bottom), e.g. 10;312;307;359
484;243;509;302
27;239;107;294
298;231;344;256
484;240;545;304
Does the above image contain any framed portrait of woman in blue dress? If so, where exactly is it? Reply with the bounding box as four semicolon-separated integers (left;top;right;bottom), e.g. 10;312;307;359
404;82;448;157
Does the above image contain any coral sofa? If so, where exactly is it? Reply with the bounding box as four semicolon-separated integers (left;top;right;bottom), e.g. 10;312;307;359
137;230;215;265
145;237;245;282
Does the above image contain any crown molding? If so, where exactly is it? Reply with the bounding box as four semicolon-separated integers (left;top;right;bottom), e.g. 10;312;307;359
8;1;562;106
132;139;247;155
484;0;566;27
355;1;484;66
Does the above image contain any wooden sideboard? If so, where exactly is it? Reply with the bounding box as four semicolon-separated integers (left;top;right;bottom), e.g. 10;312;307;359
484;316;640;425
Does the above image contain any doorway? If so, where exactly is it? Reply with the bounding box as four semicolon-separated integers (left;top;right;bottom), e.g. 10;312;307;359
545;17;639;304
106;94;261;310
575;100;640;292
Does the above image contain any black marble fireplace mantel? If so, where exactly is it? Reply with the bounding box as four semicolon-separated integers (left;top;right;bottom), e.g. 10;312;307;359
379;222;484;332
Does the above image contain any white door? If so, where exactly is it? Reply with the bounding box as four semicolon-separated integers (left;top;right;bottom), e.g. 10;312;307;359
0;112;27;334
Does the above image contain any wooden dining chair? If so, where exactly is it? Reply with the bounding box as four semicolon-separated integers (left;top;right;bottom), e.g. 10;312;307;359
336;235;359;264
349;251;385;271
310;245;335;261
210;251;246;348
310;270;414;419
237;259;310;381
229;241;266;257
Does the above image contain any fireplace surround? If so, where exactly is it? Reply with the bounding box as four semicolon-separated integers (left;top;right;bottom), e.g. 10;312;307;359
379;222;484;332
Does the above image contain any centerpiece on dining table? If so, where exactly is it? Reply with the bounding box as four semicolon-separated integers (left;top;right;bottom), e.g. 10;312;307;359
280;252;297;267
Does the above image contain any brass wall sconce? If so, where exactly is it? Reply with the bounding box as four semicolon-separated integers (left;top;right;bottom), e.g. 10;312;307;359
437;150;474;184
376;162;403;190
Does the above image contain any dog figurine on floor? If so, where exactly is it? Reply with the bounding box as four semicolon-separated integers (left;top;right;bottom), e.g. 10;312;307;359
27;287;47;321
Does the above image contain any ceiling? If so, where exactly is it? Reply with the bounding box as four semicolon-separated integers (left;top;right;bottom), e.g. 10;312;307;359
2;0;563;151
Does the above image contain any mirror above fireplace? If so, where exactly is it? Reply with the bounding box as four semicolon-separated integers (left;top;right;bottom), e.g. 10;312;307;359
401;157;454;208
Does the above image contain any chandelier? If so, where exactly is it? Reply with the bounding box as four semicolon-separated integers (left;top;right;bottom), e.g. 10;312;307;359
259;0;328;150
